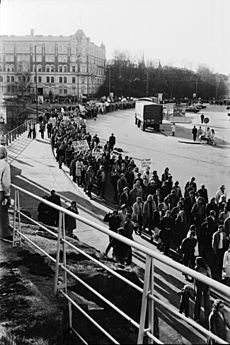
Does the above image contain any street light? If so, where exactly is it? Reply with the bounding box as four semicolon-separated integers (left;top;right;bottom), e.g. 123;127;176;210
34;45;39;119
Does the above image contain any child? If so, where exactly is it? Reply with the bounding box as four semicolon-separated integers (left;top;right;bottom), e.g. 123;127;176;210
177;284;195;317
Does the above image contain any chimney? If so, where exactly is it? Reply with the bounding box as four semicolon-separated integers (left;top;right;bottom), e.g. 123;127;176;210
30;29;34;36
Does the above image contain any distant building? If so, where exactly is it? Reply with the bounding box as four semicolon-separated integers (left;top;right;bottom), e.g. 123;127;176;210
0;29;106;100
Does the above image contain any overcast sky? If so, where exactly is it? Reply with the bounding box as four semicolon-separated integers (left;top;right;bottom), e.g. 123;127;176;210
0;0;229;75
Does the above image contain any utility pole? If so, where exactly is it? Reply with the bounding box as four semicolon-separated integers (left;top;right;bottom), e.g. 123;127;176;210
108;65;111;96
34;45;38;119
145;68;149;97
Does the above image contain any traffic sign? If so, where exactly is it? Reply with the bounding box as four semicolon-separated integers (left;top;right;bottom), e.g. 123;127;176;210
204;117;209;124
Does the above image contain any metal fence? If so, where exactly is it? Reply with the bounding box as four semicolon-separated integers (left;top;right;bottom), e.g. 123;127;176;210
3;120;36;146
11;183;230;344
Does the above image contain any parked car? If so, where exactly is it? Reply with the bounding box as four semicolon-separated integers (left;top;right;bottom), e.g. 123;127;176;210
185;106;200;113
195;103;206;109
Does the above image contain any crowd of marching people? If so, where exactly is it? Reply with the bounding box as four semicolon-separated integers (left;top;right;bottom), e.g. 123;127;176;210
37;107;230;289
27;104;230;335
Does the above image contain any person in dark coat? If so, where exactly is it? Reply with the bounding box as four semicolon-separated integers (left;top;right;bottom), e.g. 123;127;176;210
197;185;208;205
108;133;116;152
180;228;197;280
192;126;198;141
104;227;127;264
206;198;219;219
207;299;230;345
177;284;196;317
65;201;79;237
37;196;51;225
104;210;121;242
48;190;61;226
184;191;196;226
32;124;36;139
159;210;174;255
193;257;211;323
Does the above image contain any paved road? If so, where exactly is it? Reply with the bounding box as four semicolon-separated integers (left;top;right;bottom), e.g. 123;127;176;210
87;104;230;200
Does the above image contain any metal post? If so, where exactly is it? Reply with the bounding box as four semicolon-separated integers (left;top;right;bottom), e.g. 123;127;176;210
13;189;22;247
137;255;152;343
148;258;154;344
54;211;67;295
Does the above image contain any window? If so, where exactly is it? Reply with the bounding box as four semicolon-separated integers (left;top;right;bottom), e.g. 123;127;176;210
51;76;54;83
59;66;62;72
11;76;14;82
72;66;75;72
59;77;62;83
34;76;37;82
38;66;42;72
72;77;75;83
38;76;42;83
64;89;67;94
7;86;11;92
46;66;50;72
47;76;50;83
7;76;10;82
51;65;54;72
64;77;67;83
0;76;3;82
59;89;63;94
7;68;10;72
63;65;67;72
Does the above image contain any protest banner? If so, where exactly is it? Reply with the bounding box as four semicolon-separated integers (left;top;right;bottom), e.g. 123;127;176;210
72;140;89;152
141;158;152;168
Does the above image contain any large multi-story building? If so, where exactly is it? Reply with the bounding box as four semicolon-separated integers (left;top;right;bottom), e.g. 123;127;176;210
0;29;106;100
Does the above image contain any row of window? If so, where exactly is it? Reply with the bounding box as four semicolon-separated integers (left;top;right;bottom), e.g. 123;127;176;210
1;64;104;74
1;75;104;85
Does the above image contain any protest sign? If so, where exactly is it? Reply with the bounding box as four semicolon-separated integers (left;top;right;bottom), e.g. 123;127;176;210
72;140;89;152
141;158;152;168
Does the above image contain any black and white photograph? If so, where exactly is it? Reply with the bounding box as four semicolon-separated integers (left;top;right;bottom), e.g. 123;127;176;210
0;0;230;344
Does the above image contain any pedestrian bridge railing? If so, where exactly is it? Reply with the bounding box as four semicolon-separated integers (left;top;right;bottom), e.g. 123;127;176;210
11;183;230;344
4;120;37;146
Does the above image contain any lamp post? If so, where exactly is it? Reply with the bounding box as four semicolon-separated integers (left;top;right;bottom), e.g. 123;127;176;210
34;45;38;119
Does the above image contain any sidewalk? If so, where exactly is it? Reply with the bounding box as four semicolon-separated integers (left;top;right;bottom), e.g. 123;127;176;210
8;127;111;252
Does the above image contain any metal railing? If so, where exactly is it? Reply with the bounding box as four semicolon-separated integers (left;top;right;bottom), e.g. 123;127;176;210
11;183;230;344
4;120;36;146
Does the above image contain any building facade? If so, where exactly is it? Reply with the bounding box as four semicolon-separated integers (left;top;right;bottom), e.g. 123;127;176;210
0;29;106;100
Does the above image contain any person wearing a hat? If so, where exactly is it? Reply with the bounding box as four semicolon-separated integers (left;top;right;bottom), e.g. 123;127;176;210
215;185;227;205
0;145;11;240
207;299;230;344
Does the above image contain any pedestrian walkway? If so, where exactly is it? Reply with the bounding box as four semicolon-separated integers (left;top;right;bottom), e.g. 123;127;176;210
8;127;111;252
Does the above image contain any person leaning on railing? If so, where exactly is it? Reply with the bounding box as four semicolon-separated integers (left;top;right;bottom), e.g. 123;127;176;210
0;145;11;241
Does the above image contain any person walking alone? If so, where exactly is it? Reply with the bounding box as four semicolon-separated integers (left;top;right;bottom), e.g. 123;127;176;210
192;126;198;141
171;122;176;136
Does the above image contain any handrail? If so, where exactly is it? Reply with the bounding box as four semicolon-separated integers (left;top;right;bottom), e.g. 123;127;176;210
11;183;230;344
11;183;230;297
4;119;37;146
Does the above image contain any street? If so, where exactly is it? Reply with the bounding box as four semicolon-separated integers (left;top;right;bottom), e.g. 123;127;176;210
87;104;230;199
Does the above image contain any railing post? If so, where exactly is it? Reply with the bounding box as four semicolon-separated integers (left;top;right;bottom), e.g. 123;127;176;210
54;211;67;295
148;258;154;344
138;255;153;344
13;189;22;247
